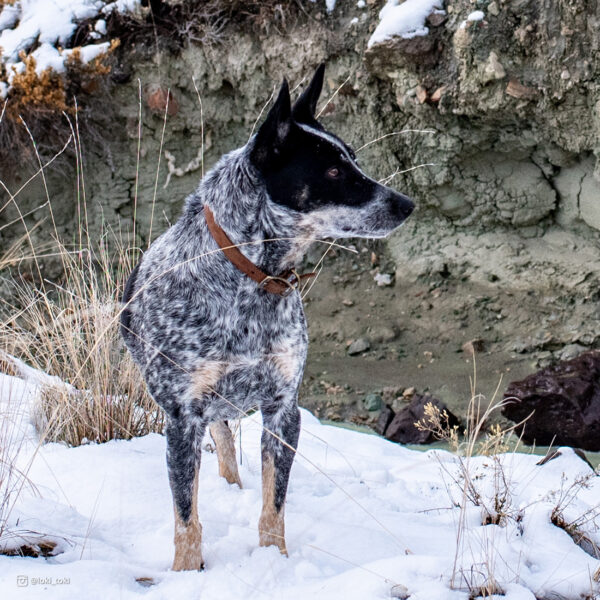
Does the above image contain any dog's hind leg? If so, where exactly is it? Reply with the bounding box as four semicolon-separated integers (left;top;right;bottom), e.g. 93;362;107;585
258;401;300;556
166;414;205;571
209;420;242;487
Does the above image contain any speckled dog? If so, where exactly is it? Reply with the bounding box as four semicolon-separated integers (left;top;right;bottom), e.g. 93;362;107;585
120;64;414;571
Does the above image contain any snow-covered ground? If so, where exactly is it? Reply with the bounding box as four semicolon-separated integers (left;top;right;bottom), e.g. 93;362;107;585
0;371;599;599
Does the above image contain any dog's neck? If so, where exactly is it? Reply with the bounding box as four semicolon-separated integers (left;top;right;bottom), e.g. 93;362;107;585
189;147;309;275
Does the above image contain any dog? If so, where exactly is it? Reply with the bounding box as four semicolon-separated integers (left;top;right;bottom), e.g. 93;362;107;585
120;64;414;571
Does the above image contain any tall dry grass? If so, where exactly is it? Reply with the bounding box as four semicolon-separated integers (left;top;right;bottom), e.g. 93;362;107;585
0;230;164;446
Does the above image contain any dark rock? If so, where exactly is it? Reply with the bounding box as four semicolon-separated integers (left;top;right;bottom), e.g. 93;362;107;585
375;404;395;435
503;350;600;451
384;394;459;444
426;11;447;27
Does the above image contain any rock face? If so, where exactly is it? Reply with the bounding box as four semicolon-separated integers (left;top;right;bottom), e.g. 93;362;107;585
378;394;459;445
503;351;600;451
3;0;600;425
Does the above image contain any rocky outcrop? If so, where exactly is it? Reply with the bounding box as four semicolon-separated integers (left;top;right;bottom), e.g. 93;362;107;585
376;394;459;444
503;351;600;451
2;0;600;424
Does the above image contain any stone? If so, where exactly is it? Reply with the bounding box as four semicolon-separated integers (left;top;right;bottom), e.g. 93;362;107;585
503;350;600;450
557;343;586;361
375;404;395;435
403;386;415;398
390;583;410;599
364;393;383;411
145;85;179;116
384;394;460;444
505;79;537;100
347;337;370;355
462;338;485;356
374;272;393;286
430;86;446;103
487;1;499;16
426;11;446;27
482;51;506;83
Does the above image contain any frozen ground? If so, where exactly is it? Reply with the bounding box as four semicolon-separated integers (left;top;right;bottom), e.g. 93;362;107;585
0;371;598;599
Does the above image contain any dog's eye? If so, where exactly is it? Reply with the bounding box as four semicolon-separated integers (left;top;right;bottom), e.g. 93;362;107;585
326;167;340;179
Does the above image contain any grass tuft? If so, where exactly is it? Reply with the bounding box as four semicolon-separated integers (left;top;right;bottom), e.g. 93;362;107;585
0;231;164;447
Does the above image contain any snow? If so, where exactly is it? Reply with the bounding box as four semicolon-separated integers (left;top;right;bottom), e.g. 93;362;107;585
0;0;140;94
459;10;485;29
467;10;485;21
368;0;445;48
0;368;599;600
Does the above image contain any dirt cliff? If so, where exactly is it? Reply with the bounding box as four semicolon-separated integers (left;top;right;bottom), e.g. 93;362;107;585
1;0;599;426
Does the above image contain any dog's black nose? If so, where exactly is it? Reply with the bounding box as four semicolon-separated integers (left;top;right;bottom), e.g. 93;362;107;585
389;192;415;221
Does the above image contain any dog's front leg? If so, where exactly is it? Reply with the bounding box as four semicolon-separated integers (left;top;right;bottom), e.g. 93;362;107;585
258;400;301;555
166;415;205;571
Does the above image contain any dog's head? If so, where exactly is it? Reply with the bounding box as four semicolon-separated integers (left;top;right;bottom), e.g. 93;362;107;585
249;64;414;239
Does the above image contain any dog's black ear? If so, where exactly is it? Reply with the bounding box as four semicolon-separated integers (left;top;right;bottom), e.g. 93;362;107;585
292;63;325;124
250;79;292;168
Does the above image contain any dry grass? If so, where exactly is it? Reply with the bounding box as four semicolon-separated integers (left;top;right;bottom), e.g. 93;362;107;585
415;369;529;594
0;230;164;446
550;473;600;559
416;365;600;596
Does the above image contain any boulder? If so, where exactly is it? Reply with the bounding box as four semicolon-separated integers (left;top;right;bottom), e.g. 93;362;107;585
375;404;395;435
384;394;459;444
503;350;600;451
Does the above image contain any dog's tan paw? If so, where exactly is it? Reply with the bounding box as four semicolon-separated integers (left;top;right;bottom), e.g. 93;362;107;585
172;552;205;571
259;529;288;556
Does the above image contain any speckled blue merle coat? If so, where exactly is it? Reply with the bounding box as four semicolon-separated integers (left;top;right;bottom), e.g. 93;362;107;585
120;65;414;571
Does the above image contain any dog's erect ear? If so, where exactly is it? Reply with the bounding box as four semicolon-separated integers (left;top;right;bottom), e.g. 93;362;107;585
250;79;292;168
292;63;325;124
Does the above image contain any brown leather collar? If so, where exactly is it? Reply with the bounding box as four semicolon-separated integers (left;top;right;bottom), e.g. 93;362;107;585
204;205;316;297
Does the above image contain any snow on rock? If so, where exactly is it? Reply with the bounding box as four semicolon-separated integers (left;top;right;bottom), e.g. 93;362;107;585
467;9;485;21
368;0;445;48
459;9;485;29
0;366;598;600
0;0;139;94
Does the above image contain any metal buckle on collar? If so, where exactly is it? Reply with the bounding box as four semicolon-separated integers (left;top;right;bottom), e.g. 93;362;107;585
258;270;300;297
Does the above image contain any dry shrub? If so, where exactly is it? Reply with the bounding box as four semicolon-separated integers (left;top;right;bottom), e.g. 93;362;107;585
6;53;70;120
550;473;600;559
0;232;164;447
74;0;306;53
0;42;119;171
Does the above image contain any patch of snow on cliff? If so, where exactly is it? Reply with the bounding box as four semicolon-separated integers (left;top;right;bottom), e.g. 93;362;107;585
0;0;139;94
368;0;445;47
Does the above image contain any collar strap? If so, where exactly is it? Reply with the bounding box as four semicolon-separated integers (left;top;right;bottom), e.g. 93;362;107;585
204;205;316;297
